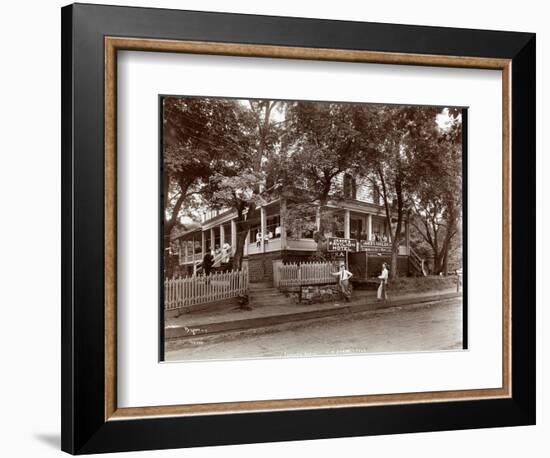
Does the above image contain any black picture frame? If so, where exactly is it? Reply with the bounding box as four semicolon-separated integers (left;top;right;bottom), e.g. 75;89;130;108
61;3;535;454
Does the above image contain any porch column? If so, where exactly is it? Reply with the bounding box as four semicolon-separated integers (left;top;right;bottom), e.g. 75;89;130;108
220;224;225;249
280;199;287;250
367;214;373;241
183;240;189;260
210;227;215;253
231;219;237;255
201;231;206;257
192;240;197;274
244;230;249;256
260;206;266;253
315;206;321;231
344;209;351;239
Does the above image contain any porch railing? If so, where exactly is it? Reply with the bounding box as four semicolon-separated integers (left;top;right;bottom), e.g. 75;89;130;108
278;261;337;288
178;249;202;265
164;267;248;311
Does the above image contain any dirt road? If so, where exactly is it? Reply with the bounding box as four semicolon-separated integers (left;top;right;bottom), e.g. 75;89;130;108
165;299;463;361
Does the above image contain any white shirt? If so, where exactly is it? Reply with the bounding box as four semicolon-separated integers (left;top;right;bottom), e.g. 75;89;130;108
379;268;388;281
333;269;352;281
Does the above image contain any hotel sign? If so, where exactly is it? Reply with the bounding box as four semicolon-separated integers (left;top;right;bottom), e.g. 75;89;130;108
359;240;393;254
327;237;357;253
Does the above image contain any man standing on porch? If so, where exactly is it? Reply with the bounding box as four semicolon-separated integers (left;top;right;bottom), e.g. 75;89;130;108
332;263;353;302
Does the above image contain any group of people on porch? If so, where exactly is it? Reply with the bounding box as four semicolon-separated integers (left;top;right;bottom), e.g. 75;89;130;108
255;226;283;247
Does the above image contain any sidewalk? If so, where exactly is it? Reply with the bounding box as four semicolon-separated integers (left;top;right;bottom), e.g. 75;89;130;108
165;287;461;340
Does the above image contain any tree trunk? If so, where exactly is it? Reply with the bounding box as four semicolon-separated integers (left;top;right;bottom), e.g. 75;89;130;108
232;227;249;270
315;195;329;257
442;248;449;276
432;253;442;275
164;177;190;237
231;207;259;270
390;214;402;281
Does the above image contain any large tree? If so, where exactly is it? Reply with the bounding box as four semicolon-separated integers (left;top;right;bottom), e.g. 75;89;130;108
203;100;283;269
162;96;249;238
355;105;455;280
281;101;361;253
408;108;463;275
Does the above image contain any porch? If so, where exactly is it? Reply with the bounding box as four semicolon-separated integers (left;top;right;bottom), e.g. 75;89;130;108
175;198;412;272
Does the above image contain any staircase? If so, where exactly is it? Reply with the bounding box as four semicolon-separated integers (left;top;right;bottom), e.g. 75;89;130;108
195;252;233;275
248;282;290;308
210;259;234;274
409;247;427;276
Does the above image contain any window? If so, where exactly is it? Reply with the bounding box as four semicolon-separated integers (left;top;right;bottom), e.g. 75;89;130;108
343;173;357;199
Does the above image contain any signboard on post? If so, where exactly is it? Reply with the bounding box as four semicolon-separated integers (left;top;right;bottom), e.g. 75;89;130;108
359;240;393;254
327;237;357;253
327;237;357;265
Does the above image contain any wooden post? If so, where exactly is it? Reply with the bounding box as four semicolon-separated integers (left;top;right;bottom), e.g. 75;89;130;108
367;213;373;241
231;219;237;255
260;206;266;253
344;209;351;239
345;250;348;269
280;199;287;250
201;231;206;258
315;206;321;231
220;224;225;250
210;227;215;253
405;217;410;254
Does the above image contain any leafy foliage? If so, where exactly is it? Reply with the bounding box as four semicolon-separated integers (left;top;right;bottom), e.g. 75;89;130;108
163;97;463;276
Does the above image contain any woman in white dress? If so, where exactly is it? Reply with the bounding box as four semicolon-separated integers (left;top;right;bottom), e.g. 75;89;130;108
222;242;231;264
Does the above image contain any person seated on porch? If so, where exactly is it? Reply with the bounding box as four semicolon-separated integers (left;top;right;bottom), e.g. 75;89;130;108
382;234;388;242
331;263;353;302
275;225;281;238
222;242;231;264
256;231;262;247
266;230;273;244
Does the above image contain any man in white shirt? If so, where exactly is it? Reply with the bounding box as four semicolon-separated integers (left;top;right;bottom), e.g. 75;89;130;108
377;262;389;301
332;262;353;302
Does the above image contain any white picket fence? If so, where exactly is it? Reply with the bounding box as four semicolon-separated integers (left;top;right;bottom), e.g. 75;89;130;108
164;267;248;311
278;261;337;288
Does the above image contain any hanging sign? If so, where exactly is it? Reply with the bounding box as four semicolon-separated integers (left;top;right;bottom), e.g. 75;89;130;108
359;240;393;254
327;237;357;253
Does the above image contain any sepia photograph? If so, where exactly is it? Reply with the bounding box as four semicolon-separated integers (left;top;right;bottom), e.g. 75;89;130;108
161;95;466;362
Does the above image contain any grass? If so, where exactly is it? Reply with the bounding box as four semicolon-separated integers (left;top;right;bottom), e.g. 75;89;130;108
389;275;459;293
